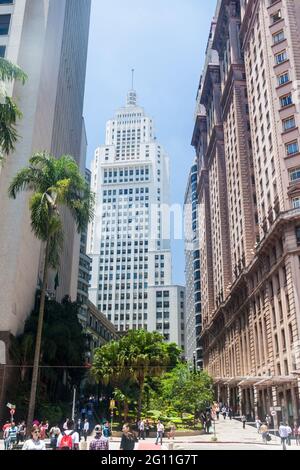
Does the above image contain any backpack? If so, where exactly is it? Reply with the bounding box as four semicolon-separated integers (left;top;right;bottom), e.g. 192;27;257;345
59;431;74;450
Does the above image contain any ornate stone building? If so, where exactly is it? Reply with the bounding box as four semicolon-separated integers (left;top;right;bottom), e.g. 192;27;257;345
193;0;300;426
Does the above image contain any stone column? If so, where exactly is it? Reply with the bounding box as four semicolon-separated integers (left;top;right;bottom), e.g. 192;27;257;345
291;386;298;425
238;386;243;415
271;386;279;431
227;384;231;407
253;386;258;420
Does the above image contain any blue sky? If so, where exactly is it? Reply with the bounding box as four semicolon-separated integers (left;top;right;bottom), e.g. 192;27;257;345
83;0;217;285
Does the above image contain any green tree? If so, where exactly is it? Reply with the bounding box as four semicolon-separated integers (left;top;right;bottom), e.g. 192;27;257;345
8;152;94;432
0;57;27;161
92;330;181;420
157;364;214;422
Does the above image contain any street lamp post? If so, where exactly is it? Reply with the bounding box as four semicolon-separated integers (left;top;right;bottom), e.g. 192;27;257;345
72;386;76;422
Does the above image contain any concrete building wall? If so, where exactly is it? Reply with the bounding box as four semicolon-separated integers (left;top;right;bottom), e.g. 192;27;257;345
0;0;91;415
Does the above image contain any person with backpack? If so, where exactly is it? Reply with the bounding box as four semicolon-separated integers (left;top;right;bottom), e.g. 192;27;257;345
57;420;79;450
22;427;46;450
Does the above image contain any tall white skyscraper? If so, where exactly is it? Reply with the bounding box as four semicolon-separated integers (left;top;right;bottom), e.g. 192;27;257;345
87;88;185;349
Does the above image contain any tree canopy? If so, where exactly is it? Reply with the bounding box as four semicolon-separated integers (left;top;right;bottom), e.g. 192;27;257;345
92;330;182;419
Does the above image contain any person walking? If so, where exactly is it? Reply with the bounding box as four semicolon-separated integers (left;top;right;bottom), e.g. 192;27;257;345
222;406;227;420
279;422;289;450
83;418;90;442
255;417;262;433
57;419;80;450
89;425;109;450
241;415;247;429
102;421;111;438
216;405;220;421
7;422;18;449
155;420;164;445
286;423;292;446
139;419;145;440
22;427;46;451
3;425;11;451
120;424;136;450
145;419;150;438
17;421;26;444
49;425;61;450
168;423;176;440
259;422;269;444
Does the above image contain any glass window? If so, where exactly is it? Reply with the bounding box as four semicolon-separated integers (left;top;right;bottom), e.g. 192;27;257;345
289;167;300;181
0;14;11;35
283;116;295;131
286;141;299;156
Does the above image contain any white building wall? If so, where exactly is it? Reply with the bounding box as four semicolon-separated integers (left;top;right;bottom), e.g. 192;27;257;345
88;91;184;346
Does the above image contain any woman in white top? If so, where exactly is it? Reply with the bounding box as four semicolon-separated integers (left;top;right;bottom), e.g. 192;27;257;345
22;427;46;450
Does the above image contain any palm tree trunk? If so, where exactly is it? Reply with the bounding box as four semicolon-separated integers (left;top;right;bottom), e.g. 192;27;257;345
137;376;145;421
26;240;50;435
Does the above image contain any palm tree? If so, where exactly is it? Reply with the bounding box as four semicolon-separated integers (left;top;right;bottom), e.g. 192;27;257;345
0;57;27;161
93;330;181;421
8;152;94;432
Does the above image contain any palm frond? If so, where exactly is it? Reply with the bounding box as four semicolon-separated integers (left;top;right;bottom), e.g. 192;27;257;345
29;193;49;240
0;57;27;84
0;96;22;155
8;167;41;199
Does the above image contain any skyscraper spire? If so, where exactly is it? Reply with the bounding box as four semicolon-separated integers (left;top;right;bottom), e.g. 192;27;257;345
126;68;137;106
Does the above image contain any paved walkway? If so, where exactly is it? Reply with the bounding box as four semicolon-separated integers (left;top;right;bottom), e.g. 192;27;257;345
1;419;299;451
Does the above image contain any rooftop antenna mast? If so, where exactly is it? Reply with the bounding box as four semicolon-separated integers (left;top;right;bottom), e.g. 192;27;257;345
131;68;135;89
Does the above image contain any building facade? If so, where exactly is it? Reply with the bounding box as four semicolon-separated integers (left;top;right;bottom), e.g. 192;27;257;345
184;160;202;368
87;89;185;349
194;0;300;426
0;0;91;415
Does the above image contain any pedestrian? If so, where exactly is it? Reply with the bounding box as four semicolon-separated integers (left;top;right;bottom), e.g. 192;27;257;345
279;422;289;450
255;416;262;433
17;421;26;444
241;415;247;429
259;422;269;444
83;418;90;442
265;414;272;428
168;423;176;440
205;414;212;434
286;423;292;446
139;419;145;440
7;421;18;449
228;408;233;420
297;424;300;446
216;405;220;421
120;424;136;450
77;417;82;435
145;419;150;438
49;424;61;450
39;420;48;440
222;406;227;420
155;420;164;445
22;426;46;451
3;425;11;450
57;419;79;450
89;425;109;450
102;421;111;438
